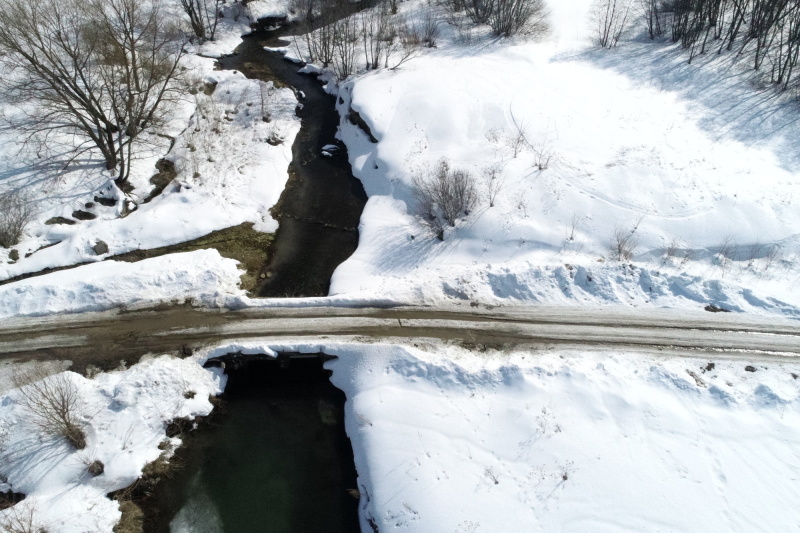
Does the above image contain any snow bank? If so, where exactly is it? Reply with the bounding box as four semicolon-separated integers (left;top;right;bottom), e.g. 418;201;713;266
0;249;245;319
0;355;225;532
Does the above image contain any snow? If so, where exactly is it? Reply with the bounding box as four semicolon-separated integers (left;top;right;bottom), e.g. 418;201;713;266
320;0;800;318
174;340;800;532
1;0;799;320
0;355;226;532
0;249;245;319
0;14;299;284
1;334;799;532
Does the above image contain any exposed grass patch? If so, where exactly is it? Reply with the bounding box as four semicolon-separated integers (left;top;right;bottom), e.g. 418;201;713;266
1;224;272;295
112;223;273;295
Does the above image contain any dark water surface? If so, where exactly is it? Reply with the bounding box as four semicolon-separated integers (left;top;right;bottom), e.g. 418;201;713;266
143;357;360;533
217;24;368;297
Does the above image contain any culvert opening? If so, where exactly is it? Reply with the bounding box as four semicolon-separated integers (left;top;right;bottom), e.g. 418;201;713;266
141;353;360;533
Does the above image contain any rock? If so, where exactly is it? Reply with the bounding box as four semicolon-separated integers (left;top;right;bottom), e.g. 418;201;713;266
92;240;109;255
45;216;76;225
144;159;177;203
8;249;19;262
704;304;730;313
87;460;104;476
745;365;757;372
203;81;218;96
705;362;715;372
94;196;117;207
72;210;97;221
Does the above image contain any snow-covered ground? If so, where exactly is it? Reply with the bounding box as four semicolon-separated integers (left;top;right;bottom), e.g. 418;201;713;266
323;0;800;317
0;7;298;283
327;343;800;532
7;341;793;531
2;0;800;320
0;355;226;532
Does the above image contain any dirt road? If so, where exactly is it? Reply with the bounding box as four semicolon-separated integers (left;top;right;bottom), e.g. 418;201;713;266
2;304;799;371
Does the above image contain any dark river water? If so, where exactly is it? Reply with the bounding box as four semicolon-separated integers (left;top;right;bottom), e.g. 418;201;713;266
142;357;360;533
217;20;368;298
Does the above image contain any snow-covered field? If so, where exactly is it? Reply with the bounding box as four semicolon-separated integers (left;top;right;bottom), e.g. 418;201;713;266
326;0;800;317
5;342;796;532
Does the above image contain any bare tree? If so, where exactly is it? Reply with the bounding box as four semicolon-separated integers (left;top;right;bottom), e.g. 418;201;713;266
465;0;495;24
639;0;663;39
0;0;186;189
332;13;361;79
178;0;222;42
592;0;634;47
13;364;87;450
0;191;33;249
413;159;477;239
361;4;393;69
490;0;548;37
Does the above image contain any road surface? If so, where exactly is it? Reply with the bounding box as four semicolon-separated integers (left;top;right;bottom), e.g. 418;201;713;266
1;304;799;371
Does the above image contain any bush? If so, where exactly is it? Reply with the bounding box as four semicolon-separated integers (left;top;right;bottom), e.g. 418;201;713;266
0;191;32;249
412;159;477;239
490;0;548;38
12;364;87;450
0;504;45;533
610;225;637;261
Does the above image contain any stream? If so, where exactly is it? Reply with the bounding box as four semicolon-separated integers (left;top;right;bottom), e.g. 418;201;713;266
217;21;368;298
136;16;370;532
142;356;360;533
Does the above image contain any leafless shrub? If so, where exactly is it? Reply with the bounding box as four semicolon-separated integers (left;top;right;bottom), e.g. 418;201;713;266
531;138;555;170
332;14;360;79
389;19;425;69
610;224;638;261
639;0;663;39
765;244;782;270
716;235;735;275
464;0;492;24
592;0;634;48
360;4;392;70
508;112;529;158
483;164;505;207
483;466;499;485
490;0;548;37
412;159;478;240
12;364;86;450
0;191;33;249
418;10;443;47
566;213;584;242
0;504;46;533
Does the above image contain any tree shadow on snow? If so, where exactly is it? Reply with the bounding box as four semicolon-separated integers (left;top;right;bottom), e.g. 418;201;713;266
552;37;800;173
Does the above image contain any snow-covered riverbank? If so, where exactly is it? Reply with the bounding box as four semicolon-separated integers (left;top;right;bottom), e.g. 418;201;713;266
5;341;794;531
